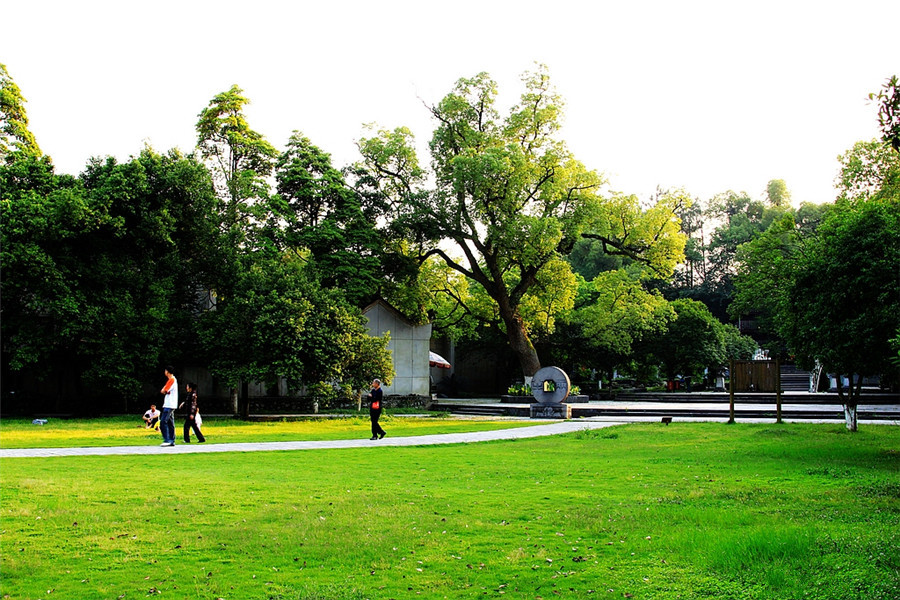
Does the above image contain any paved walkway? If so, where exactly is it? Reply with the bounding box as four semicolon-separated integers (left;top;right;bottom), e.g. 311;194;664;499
0;420;627;458
432;396;900;420
3;415;896;459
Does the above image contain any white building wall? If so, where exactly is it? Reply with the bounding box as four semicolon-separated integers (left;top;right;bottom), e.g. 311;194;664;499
363;301;432;397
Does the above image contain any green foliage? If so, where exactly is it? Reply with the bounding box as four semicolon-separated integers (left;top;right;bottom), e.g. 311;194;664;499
733;185;900;420
730;212;804;329
666;185;806;325
836;139;900;203
576;271;674;356
195;84;278;227
582;189;688;280
273;132;383;306
192;89;395;402
357;66;684;377
718;320;757;360
785;198;900;378
0;63;41;161
869;75;900;152
1;148;220;398
197;251;391;395
766;178;791;207
3;79;397;409
640;298;726;380
506;382;530;395
542;269;674;380
566;236;625;281
704;190;792;292
1;155;92;369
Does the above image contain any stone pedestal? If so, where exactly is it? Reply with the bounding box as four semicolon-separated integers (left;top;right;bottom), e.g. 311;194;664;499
530;403;572;419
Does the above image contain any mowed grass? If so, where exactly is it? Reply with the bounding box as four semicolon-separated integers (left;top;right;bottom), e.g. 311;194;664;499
0;415;539;449
2;422;899;600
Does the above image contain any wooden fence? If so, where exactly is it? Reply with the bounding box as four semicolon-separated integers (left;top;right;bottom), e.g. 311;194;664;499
729;359;783;423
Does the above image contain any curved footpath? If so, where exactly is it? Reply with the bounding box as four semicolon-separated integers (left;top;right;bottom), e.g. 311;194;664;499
0;420;626;458
2;415;896;459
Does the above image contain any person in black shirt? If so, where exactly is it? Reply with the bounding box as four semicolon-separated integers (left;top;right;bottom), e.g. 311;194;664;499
368;379;386;440
179;382;206;443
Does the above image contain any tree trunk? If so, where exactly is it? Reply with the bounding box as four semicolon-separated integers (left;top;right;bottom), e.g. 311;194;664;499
240;381;250;420
844;403;858;432
502;312;541;378
836;373;860;432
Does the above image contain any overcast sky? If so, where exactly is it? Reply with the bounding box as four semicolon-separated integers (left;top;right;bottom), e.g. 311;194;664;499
4;0;898;205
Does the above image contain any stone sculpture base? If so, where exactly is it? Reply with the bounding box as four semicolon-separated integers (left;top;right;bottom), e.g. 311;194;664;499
530;403;572;419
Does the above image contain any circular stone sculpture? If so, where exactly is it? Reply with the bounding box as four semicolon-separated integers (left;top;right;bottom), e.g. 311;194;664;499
530;366;571;405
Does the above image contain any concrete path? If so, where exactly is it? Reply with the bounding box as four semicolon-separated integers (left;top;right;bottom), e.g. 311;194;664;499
0;420;627;458
3;414;896;459
432;396;900;421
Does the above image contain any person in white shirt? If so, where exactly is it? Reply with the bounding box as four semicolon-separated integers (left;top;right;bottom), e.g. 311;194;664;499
143;404;160;429
159;366;179;446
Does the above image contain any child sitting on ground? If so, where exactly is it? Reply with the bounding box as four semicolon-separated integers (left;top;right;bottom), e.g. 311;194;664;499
143;404;160;430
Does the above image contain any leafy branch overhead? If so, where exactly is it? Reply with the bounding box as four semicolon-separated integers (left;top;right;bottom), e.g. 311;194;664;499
870;75;900;152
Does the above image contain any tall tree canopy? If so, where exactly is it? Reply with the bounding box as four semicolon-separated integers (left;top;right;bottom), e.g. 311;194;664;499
2;73;395;412
733;142;900;430
272;132;384;306
870;75;900;152
0;63;41;161
196;84;278;231
1;148;220;402
357;67;684;378
194;89;393;405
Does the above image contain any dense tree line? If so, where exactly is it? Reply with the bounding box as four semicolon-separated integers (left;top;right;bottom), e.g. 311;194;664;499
2;63;897;425
1;67;392;413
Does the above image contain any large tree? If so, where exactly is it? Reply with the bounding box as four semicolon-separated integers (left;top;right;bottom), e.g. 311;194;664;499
0;63;41;161
640;298;726;384
272;132;383;306
195;84;278;233
870;75;900;152
785;199;899;430
1;148;221;406
357;67;684;378
195;90;394;410
733;146;900;431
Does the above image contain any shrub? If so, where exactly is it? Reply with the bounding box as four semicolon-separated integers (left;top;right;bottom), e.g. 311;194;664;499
507;383;530;396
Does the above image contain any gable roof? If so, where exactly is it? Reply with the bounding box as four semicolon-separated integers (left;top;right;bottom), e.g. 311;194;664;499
361;298;417;326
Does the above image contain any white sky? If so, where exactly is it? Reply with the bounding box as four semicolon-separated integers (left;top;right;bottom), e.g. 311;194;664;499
3;0;898;205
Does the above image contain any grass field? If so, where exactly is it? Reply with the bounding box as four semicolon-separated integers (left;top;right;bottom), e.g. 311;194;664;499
2;421;899;599
0;415;537;449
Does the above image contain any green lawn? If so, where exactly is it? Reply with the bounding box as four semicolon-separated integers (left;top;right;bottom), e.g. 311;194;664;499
0;415;538;449
2;422;898;599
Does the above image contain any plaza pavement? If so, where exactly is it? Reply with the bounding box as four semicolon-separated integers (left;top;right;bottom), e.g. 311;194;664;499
2;413;897;458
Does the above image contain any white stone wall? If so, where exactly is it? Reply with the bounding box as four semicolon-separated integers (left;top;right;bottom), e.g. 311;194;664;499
363;302;432;396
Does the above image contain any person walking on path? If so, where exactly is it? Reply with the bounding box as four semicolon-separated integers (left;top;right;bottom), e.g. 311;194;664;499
159;366;178;447
179;382;206;443
368;379;386;440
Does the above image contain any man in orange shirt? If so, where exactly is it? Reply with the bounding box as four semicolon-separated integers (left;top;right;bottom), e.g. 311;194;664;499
159;366;179;446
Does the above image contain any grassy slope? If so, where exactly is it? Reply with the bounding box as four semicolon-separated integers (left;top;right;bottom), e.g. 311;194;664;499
1;422;898;600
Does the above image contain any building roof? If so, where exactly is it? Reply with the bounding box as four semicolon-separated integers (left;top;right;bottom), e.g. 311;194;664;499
361;298;417;326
